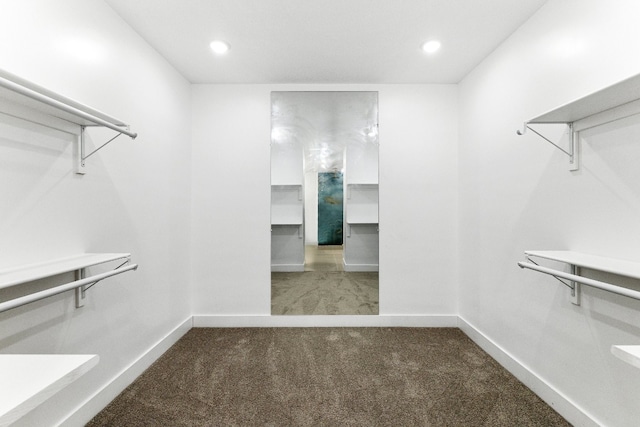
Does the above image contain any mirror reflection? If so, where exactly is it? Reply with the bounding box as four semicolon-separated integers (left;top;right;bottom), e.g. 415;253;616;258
270;91;379;315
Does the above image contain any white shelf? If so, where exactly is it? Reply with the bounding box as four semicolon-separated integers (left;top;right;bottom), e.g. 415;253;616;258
527;73;640;124
0;354;98;426
520;250;640;306
347;183;378;188
611;345;640;370
525;251;640;280
347;182;378;186
271;217;303;226
519;73;640;171
346;183;378;225
271;185;303;226
0;253;131;290
270;182;302;187
0;68;135;136
0;67;137;174
346;214;378;225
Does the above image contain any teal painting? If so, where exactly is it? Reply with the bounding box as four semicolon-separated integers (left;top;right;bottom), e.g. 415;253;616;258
318;172;344;245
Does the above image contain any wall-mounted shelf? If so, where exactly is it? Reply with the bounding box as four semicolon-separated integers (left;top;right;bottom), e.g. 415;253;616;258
0;253;132;290
271;184;304;271
0;253;137;312
271;184;303;226
0;354;98;426
0;68;137;174
345;183;378;225
517;72;640;171
611;345;640;370
343;183;378;272
518;250;640;306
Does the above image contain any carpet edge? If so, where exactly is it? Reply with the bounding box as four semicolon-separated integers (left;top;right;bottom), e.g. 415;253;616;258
458;316;601;427
58;316;193;427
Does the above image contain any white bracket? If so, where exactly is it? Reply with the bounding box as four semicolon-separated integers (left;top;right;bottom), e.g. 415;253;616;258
74;268;86;308
569;264;581;306
524;256;581;306
517;123;579;171
73;257;132;308
75;125;130;175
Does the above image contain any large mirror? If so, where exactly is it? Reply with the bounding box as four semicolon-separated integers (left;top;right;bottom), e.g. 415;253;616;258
270;92;379;315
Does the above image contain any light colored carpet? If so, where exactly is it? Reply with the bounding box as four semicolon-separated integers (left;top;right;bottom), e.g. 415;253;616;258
271;271;379;315
87;328;570;426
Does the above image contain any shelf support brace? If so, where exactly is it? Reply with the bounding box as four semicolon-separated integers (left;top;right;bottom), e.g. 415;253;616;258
76;125;133;175
526;256;580;305
570;264;581;306
74;268;86;308
74;258;131;308
517;123;579;171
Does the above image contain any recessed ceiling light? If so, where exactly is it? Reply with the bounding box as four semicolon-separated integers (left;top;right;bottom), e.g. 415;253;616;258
421;40;441;54
210;40;230;55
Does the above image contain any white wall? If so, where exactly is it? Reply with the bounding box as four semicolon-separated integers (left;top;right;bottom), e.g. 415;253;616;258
304;169;319;245
191;84;458;316
458;0;640;425
0;1;192;425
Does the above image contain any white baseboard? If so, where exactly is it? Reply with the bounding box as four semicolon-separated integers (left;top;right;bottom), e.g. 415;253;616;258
271;264;305;272
342;263;379;272
193;314;458;328
60;316;193;426
457;316;600;427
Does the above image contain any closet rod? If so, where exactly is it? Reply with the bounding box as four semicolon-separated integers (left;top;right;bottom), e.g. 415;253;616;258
518;261;640;301
0;264;138;314
0;72;137;139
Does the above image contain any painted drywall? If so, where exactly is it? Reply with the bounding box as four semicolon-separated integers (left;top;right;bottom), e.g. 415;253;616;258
458;0;640;425
0;0;192;425
304;170;319;245
191;84;458;316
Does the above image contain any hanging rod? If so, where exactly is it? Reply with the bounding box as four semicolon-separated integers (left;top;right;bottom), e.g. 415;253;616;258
0;263;138;314
0;69;137;139
518;261;640;301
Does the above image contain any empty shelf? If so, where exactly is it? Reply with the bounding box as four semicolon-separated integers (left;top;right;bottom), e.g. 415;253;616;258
0;354;98;426
346;183;378;224
611;345;640;370
346;213;379;224
271;184;303;226
527;73;640;124
525;251;640;280
0;68;135;137
0;253;131;290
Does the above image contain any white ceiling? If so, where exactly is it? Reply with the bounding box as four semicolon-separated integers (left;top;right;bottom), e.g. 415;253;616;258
104;0;547;84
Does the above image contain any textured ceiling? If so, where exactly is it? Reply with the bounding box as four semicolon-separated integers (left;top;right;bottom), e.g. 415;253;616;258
105;0;547;84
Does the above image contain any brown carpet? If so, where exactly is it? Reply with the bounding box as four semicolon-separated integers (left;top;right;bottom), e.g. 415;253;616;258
88;328;570;426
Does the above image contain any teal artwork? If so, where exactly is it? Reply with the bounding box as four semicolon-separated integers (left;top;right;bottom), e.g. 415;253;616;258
318;172;343;245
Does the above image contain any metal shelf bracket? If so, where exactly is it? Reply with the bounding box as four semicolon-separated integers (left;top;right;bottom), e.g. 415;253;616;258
74;268;86;308
517;123;579;171
524;255;581;305
74;258;132;308
76;125;135;175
